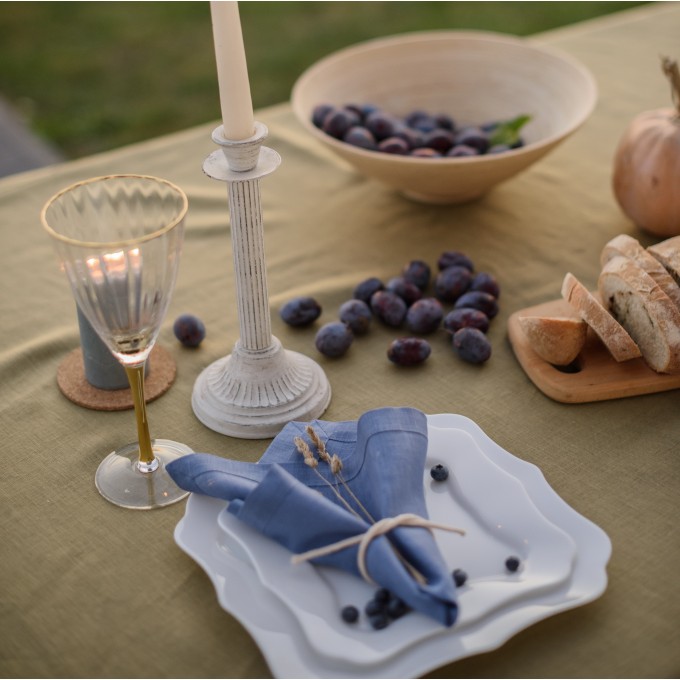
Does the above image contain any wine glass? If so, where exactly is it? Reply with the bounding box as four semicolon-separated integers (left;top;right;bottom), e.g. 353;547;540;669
41;174;193;510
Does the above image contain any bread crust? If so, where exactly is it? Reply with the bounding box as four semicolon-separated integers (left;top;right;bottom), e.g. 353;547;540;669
647;235;680;287
598;255;680;373
600;234;680;311
518;315;587;365
561;272;641;362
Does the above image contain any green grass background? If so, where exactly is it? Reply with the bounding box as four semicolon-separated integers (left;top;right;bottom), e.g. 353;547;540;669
0;1;646;159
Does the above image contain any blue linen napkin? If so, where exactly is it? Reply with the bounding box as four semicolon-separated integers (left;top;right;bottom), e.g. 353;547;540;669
167;407;460;626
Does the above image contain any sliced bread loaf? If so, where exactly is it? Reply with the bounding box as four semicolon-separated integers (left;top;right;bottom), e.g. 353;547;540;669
598;255;680;373
647;235;680;286
600;234;680;311
561;272;641;362
518;315;587;366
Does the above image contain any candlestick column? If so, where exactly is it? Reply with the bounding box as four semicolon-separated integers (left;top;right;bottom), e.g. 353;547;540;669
191;124;331;438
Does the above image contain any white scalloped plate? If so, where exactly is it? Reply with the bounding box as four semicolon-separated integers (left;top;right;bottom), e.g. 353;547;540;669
174;414;611;678
214;425;576;666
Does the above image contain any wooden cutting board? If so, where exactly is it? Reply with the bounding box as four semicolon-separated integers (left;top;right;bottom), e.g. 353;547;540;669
507;298;680;403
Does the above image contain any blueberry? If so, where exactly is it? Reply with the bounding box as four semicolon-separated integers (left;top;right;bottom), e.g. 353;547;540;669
374;587;391;604
452;568;468;587
173;314;206;348
315;322;353;358
446;144;479;158
454;291;499;319
405;297;443;334
505;556;521;573
365;598;385;617
470;272;500;298
434;266;472;303
280;296;322;327
430;464;449;482
386;596;409;619
353;277;384;304
402;260;431;291
437;250;474;272
387;337;431;367
341;605;359;623
443;308;490;334
368;612;390;630
338;299;372;335
370;290;407;327
453;327;492;364
343;126;377;150
378;136;410;155
385;276;422;306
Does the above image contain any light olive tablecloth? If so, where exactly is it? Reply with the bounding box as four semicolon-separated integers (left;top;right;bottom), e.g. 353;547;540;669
1;3;679;677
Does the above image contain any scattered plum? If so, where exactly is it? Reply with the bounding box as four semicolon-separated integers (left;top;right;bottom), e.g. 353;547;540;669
434;265;472;303
173;314;206;348
443;307;490;334
454;290;499;319
370;290;407;327
385;276;422;306
387;337;431;366
315;322;353;358
405;297;443;334
402;259;431;290
353;277;384;303
280;296;322;327
452;327;492;364
338;299;372;335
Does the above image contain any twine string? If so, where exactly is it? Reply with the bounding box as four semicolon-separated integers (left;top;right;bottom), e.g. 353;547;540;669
291;512;465;585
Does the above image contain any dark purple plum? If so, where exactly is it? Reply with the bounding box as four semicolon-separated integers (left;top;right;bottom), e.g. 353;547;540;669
322;108;360;139
392;125;425;149
454;290;499;319
370;290;407;327
434;113;456;131
385;276;422;306
312;103;334;128
446;144;478;158
410;147;441;158
437;250;474;272
315;322;353;358
173;314;206;348
434;266;472;303
470;272;500;298
452;327;491;364
405;111;438;133
343;126;377;150
387;337;431;366
405;298;443;334
423;128;455;153
402;260;431;291
353;277;384;304
378;137;410;155
280;296;322;327
454;127;490;153
365;110;398;140
338;299;372;335
443;307;490;334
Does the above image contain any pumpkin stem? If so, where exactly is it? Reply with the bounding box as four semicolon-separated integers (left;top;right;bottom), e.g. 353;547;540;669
661;56;680;118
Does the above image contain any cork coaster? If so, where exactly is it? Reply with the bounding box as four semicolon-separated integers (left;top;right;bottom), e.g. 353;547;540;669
57;345;177;411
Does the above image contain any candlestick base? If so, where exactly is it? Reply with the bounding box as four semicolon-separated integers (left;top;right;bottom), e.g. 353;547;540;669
192;336;331;439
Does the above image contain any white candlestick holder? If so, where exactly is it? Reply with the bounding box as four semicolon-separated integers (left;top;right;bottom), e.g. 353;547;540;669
192;122;331;438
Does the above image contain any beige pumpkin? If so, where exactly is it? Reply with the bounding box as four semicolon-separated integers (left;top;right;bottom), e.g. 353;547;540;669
612;58;680;237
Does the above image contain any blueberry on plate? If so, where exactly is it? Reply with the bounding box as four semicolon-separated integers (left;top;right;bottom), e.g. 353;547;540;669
430;464;449;482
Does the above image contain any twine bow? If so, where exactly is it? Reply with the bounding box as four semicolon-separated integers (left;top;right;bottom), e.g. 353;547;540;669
291;512;465;585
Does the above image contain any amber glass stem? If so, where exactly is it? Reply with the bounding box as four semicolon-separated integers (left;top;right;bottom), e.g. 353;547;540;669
125;364;155;468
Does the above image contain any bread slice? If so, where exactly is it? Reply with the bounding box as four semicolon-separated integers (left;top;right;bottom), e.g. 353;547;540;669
518;314;587;365
598;255;680;374
647;235;680;287
561;272;641;362
600;234;680;311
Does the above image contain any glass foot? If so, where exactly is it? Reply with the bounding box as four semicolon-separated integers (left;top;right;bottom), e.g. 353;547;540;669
95;439;193;509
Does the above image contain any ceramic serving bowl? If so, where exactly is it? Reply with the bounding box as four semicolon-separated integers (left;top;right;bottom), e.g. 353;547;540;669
291;31;597;204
